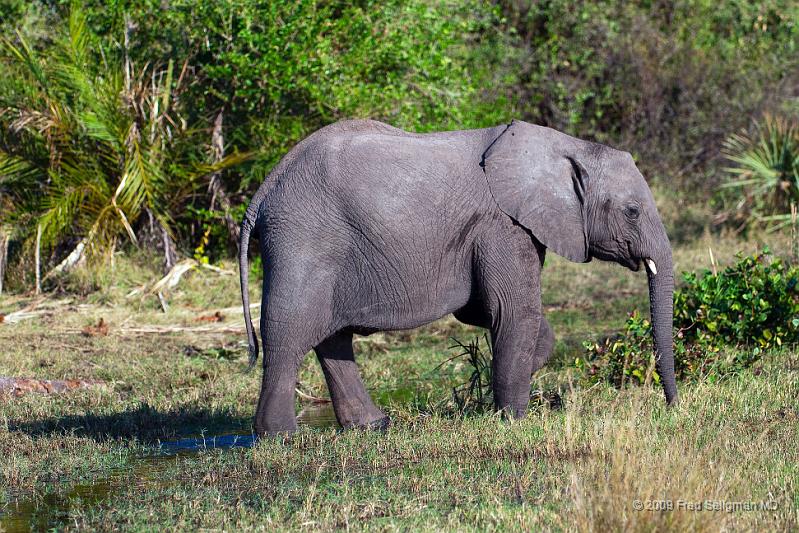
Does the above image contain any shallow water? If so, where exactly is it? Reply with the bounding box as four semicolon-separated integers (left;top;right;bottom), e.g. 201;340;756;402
0;455;183;533
0;397;395;531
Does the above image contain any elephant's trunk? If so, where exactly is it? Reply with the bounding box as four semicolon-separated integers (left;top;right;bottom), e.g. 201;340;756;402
646;247;678;405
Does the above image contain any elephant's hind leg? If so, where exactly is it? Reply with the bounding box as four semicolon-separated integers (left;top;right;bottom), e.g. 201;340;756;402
255;339;310;436
315;331;389;429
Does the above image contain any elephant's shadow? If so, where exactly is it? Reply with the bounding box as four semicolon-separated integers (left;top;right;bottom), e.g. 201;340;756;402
8;403;254;443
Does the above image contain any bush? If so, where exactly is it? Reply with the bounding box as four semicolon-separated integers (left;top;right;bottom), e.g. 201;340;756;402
445;335;562;414
576;249;799;386
0;1;505;276
448;336;494;414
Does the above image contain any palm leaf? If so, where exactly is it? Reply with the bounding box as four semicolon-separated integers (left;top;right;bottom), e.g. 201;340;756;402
2;31;49;94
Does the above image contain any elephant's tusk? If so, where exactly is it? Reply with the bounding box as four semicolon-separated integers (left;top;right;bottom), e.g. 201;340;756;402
645;258;657;275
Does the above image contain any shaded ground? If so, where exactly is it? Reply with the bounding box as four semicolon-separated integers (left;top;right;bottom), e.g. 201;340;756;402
0;232;797;531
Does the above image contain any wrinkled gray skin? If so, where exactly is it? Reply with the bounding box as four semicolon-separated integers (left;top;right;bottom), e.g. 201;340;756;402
240;119;676;435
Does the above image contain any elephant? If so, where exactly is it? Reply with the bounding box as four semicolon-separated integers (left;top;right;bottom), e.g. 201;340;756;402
239;119;676;435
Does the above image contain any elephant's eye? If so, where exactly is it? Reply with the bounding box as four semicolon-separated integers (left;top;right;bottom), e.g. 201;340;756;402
624;205;640;220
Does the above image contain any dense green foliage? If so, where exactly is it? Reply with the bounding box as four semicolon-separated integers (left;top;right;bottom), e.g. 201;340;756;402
1;0;799;286
0;1;505;278
576;249;799;386
491;0;799;187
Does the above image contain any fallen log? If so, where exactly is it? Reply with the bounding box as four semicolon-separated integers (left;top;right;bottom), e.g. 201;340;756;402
0;376;106;397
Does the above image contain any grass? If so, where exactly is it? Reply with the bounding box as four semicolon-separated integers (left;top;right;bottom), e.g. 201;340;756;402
0;231;797;531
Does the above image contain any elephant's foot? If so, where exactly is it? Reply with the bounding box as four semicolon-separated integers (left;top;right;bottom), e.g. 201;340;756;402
254;412;299;437
360;415;391;431
335;402;389;430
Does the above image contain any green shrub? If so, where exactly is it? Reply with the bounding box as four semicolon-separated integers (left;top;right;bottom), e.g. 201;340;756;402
576;249;799;386
445;335;563;414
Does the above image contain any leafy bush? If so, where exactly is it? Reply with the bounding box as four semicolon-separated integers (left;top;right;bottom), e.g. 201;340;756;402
720;115;799;228
2;0;799;287
72;0;506;190
0;1;506;278
576;249;799;386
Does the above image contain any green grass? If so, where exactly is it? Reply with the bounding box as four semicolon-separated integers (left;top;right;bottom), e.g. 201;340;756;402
1;233;797;531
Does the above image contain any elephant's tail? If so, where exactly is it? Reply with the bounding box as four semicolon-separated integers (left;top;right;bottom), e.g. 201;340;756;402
239;204;259;369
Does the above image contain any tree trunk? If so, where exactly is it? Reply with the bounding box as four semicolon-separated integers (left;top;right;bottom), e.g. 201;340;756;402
207;110;240;248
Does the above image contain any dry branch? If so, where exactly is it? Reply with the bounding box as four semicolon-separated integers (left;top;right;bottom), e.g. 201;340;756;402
0;296;61;324
149;259;196;294
295;388;331;404
34;224;42;294
0;232;9;295
44;239;86;281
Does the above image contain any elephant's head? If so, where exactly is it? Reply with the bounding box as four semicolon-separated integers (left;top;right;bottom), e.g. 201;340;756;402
482;120;677;405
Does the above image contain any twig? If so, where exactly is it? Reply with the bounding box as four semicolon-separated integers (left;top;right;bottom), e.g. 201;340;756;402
0;232;8;296
115;324;247;335
157;291;169;313
198;263;235;276
792;203;798;265
708;247;717;276
295;388;331;404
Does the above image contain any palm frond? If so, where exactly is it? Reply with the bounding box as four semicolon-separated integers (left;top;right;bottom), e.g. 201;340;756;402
2;30;49;94
721;114;799;226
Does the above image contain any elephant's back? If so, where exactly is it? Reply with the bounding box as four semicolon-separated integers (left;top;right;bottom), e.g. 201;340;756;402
261;121;497;225
257;120;501;261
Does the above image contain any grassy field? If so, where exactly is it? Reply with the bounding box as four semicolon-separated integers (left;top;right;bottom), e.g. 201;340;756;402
0;232;797;531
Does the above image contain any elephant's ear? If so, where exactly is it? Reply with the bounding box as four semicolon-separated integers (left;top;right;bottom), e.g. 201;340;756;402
482;120;589;263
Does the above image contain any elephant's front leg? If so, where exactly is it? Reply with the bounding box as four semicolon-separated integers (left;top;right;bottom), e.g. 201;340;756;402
476;223;544;419
491;314;541;418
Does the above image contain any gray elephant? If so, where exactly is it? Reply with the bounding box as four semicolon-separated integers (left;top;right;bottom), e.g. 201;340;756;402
239;119;676;435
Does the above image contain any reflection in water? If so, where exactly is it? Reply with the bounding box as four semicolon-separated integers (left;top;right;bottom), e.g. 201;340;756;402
297;402;338;429
0;455;180;533
0;395;393;532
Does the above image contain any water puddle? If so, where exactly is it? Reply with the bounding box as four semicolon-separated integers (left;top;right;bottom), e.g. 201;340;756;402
0;391;408;531
0;456;179;533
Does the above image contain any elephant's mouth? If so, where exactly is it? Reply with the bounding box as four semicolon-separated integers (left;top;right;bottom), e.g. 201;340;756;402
624;241;644;272
590;241;642;272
